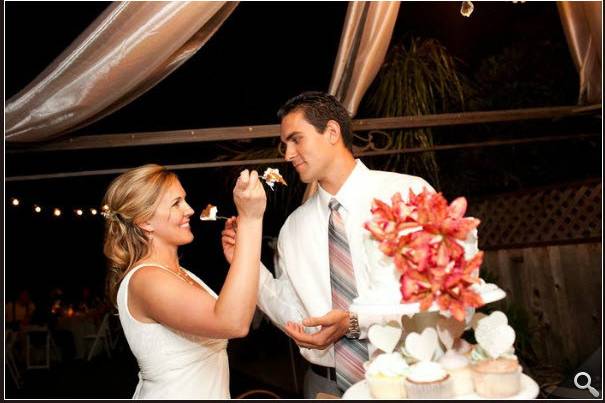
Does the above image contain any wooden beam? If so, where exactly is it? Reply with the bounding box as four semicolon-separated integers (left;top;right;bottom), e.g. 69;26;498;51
5;133;599;182
7;104;601;153
8;124;282;153
353;104;601;130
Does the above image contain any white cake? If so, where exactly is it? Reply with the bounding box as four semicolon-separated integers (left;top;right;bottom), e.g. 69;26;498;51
342;191;536;399
352;228;504;316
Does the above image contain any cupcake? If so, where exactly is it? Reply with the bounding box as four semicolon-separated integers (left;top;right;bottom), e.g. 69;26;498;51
471;310;521;397
438;350;474;396
404;361;454;398
471;357;521;398
365;352;409;398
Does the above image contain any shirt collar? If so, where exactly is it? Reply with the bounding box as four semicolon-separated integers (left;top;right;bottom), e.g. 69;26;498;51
317;159;368;214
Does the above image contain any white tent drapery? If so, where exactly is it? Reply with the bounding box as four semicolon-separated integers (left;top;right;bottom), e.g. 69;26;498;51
5;2;238;143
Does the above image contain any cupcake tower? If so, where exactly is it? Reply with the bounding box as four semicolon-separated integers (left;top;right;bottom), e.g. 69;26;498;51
347;190;537;399
362;310;524;399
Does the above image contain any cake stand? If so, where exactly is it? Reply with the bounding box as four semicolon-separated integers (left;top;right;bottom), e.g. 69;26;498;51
345;283;540;399
343;373;540;399
350;283;506;316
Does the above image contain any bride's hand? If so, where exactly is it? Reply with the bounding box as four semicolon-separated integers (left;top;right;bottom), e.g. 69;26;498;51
233;169;266;219
221;216;237;264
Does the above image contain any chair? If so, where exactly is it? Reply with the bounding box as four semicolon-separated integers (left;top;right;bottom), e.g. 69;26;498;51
25;325;59;370
108;313;124;350
5;330;23;388
84;313;112;361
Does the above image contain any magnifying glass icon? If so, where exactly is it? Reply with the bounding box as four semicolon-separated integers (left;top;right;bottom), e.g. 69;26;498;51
574;372;600;397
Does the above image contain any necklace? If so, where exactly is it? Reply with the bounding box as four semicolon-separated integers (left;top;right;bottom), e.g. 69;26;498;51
140;261;204;290
174;267;204;290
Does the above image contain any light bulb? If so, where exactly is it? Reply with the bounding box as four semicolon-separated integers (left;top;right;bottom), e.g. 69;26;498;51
460;1;474;17
54;208;62;217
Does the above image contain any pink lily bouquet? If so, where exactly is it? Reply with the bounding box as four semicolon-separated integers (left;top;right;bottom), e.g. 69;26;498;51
364;189;485;321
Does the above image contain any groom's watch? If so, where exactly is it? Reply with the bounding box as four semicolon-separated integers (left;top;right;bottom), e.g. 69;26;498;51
345;311;360;339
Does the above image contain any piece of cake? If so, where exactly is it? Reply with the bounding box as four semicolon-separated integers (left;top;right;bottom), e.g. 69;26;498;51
365;352;409;398
261;168;287;190
200;204;218;221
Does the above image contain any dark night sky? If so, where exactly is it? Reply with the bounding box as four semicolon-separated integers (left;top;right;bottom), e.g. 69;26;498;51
5;1;571;135
4;2;598;301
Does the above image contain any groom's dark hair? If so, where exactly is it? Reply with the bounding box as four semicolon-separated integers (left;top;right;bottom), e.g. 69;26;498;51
277;91;353;151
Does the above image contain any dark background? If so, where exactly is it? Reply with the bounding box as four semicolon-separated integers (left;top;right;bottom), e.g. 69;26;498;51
5;1;596;297
4;1;601;398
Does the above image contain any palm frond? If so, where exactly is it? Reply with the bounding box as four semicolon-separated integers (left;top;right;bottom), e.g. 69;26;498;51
364;37;471;189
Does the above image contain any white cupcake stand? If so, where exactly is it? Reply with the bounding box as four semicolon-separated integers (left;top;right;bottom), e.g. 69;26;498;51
343;285;540;399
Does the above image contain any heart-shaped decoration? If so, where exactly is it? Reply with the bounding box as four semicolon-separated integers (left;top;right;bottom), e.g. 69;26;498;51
437;316;466;350
404;327;439;362
368;322;402;354
470;312;488;330
478;310;508;329
476;324;516;358
475;311;516;358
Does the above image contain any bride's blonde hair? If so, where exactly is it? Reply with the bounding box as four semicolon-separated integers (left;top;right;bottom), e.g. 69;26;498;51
102;164;178;306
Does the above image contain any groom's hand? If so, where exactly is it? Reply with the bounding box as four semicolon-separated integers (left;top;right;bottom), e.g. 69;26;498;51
221;216;237;264
284;309;349;350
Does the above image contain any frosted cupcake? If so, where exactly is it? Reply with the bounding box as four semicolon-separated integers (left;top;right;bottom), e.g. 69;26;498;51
365;352;409;398
471;310;521;397
404;361;454;398
438;350;474;396
471;356;521;398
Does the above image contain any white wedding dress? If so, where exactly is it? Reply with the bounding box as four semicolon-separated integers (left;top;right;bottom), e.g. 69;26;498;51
117;263;230;399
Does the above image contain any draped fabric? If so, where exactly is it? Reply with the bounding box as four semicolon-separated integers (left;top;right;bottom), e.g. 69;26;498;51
303;1;401;201
329;1;401;117
5;1;238;143
558;1;602;104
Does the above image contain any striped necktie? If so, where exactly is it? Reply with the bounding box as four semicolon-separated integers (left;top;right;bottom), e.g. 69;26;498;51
328;198;368;390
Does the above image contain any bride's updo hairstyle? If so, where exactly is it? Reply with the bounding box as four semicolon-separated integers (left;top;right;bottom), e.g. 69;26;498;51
102;164;178;305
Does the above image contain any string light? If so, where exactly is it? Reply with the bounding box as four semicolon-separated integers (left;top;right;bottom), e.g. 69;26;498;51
460;1;474;17
8;197;109;220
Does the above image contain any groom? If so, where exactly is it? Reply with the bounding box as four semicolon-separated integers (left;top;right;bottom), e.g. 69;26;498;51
222;92;456;397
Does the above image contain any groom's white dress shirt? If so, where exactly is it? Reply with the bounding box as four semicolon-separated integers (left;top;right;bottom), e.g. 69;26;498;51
257;160;477;368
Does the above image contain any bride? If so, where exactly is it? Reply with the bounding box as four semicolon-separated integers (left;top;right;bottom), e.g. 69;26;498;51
102;164;266;398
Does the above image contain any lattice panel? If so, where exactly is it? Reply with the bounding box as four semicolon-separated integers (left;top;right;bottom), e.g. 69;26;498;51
468;181;602;249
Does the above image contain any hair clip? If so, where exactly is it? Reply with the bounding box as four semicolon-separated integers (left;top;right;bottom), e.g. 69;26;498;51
101;209;117;220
